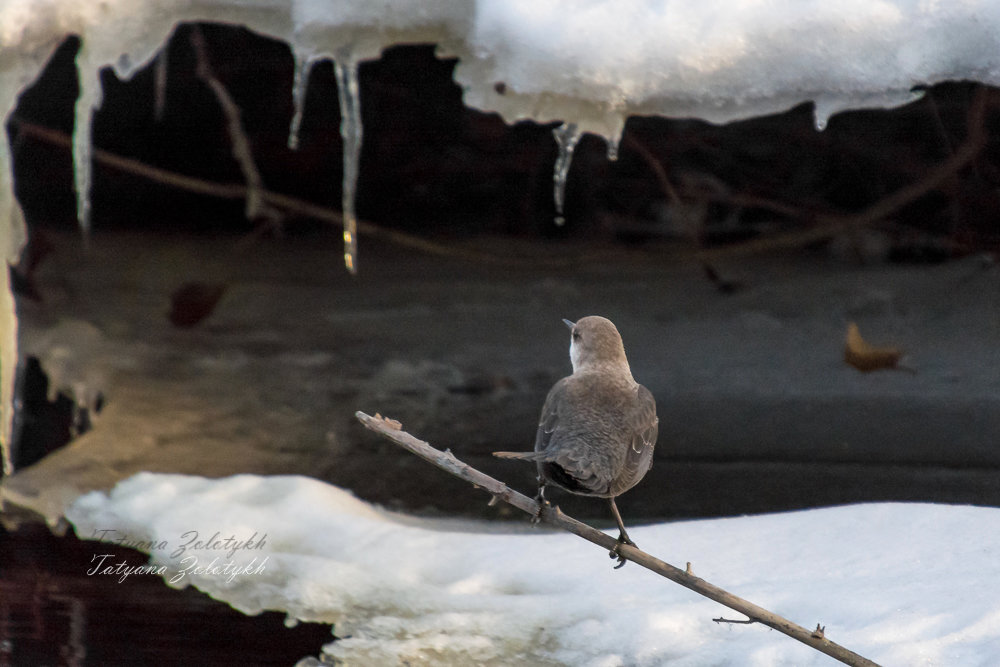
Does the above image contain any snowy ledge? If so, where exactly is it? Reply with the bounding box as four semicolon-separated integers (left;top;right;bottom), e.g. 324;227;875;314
65;471;1000;665
4;1;1000;468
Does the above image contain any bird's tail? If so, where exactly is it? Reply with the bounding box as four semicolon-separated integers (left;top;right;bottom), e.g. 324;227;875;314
493;451;547;462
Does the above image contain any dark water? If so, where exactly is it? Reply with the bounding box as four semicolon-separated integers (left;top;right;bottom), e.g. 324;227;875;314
0;523;333;667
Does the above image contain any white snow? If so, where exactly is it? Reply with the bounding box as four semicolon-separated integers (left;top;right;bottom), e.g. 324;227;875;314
66;472;1000;665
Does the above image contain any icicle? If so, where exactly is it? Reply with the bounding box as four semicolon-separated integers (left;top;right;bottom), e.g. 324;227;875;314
605;112;625;162
812;99;833;132
73;126;92;236
0;205;15;477
287;53;315;150
606;136;620;162
334;50;362;274
0;123;24;475
551;122;581;226
73;70;102;240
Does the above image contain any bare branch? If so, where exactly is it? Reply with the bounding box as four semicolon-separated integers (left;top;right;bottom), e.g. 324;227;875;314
355;411;881;667
696;85;991;262
623;134;682;205
10;118;587;267
714;616;757;625
189;25;268;222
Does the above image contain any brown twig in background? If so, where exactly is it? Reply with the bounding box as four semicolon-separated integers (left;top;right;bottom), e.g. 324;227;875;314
189;25;268;222
714;615;757;625
355;410;882;667
623;134;682;205
696;85;990;262
11;85;991;269
9;118;588;268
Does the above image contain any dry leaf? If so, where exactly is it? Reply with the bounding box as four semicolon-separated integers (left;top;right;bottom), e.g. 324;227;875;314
844;322;902;372
380;416;403;430
169;281;227;328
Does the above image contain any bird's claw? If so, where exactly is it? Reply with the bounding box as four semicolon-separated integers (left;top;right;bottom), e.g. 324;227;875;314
609;535;637;569
531;498;552;526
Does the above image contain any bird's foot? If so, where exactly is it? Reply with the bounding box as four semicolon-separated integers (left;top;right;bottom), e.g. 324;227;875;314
531;498;552;526
609;533;637;569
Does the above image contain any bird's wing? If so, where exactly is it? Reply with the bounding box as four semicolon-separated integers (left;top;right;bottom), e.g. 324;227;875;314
612;383;658;495
534;377;567;454
495;379;606;494
537;379;615;494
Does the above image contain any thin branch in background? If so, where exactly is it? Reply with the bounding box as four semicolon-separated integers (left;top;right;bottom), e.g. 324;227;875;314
188;25;269;223
696;85;990;263
624;134;742;289
10;86;991;270
623;134;682;205
10;118;584;267
355;410;882;667
714;616;757;625
153;49;168;122
624;86;992;264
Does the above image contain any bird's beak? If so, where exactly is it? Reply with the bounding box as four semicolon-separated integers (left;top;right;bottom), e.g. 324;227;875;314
563;318;575;330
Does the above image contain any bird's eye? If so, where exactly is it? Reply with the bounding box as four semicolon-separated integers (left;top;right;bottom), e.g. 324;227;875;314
572;331;581;341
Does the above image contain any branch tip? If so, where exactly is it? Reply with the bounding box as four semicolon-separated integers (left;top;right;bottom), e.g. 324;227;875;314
713;616;757;626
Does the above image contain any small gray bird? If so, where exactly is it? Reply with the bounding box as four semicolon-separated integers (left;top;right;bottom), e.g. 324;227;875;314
495;316;658;568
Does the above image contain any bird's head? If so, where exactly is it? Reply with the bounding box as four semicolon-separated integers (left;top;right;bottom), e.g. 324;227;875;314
563;316;629;373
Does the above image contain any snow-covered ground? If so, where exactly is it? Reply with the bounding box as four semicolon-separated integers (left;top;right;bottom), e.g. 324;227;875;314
67;472;1000;666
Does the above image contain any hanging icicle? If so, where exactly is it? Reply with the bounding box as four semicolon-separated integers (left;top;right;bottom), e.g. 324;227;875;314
73;69;102;241
288;52;316;150
334;50;362;274
605;112;625;162
551;122;581;226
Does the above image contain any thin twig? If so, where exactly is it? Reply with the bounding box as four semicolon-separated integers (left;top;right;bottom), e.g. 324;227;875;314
189;25;267;221
355;411;881;667
9;117;599;267
12;81;987;269
696;85;990;262
623;134;681;204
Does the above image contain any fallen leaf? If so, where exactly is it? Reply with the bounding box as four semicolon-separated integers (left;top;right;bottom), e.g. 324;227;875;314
169;282;227;328
844;322;902;372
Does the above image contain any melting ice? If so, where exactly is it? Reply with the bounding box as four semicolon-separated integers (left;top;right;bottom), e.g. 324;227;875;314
334;52;362;274
551;122;581;226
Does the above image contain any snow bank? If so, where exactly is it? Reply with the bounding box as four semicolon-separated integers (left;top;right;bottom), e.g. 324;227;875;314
66;472;1000;665
10;1;1000;138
